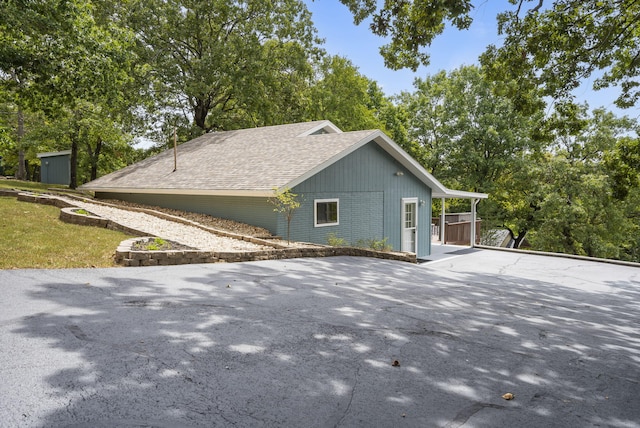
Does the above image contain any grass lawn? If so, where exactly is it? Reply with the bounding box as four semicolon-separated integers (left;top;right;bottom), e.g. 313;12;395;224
0;196;130;269
0;179;69;193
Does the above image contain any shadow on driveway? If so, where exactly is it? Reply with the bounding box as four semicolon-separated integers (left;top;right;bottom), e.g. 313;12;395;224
1;251;639;427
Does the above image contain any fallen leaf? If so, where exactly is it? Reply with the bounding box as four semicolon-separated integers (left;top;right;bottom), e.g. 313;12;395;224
502;393;515;400
392;360;400;367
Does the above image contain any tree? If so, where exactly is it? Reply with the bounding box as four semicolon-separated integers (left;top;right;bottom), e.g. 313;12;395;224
336;1;639;110
528;107;640;259
306;56;385;131
269;188;301;245
397;66;544;191
395;65;547;246
338;0;473;70
481;0;640;109
128;0;320;134
1;0;146;187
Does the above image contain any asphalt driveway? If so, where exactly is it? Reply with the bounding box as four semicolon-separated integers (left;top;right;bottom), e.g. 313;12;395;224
1;250;638;427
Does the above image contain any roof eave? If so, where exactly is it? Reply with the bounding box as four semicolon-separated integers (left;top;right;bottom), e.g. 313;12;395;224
81;187;274;197
433;190;489;199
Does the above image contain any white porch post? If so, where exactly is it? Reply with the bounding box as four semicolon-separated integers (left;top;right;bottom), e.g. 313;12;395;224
470;198;480;248
440;197;446;245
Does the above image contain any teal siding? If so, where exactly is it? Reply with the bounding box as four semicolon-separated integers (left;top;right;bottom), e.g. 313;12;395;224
291;142;432;257
281;191;384;245
96;140;433;257
40;154;70;185
95;192;278;232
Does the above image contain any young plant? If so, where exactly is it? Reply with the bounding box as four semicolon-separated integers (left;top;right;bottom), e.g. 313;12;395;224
269;188;301;245
327;232;347;247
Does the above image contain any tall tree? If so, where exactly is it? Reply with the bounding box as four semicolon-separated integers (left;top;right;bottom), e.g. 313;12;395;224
528;107;640;259
398;66;544;192
336;1;639;111
306;56;385;131
396;65;547;245
128;0;320;134
1;0;144;187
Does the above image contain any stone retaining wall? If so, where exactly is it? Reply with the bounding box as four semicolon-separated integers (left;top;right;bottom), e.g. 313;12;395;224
116;237;416;266
58;207;148;237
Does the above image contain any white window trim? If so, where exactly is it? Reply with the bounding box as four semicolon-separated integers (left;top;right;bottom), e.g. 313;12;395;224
314;198;339;227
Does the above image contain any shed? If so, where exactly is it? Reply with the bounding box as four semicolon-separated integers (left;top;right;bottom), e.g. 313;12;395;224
80;121;487;257
37;150;71;185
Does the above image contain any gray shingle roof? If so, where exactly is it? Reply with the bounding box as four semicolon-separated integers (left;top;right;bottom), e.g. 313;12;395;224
80;121;376;195
81;120;488;200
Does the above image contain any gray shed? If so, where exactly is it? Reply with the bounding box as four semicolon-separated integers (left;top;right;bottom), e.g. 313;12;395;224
37;150;71;185
79;121;487;257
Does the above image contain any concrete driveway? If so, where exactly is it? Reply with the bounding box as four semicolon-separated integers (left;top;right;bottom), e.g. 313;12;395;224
1;250;639;427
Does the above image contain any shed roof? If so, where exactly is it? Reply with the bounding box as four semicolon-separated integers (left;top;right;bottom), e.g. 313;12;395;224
80;121;487;200
37;150;72;158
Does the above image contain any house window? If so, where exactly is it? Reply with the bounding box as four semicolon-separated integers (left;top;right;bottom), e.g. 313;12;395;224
315;199;339;227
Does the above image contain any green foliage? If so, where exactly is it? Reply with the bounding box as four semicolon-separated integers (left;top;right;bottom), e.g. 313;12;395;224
482;0;640;110
397;64;640;260
269;188;302;244
338;0;473;70
128;0;320;132
140;237;170;251
354;237;392;252
326;233;347;247
306;56;385;131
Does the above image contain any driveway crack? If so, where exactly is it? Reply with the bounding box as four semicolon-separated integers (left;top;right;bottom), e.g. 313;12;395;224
335;364;361;427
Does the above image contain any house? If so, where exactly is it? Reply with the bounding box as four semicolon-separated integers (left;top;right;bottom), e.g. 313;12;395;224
80;121;487;258
37;150;71;185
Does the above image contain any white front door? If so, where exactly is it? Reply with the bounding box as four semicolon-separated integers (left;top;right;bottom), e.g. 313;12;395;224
402;198;418;253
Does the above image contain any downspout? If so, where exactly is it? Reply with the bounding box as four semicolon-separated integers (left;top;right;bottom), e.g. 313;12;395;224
440;197;446;245
470;198;480;248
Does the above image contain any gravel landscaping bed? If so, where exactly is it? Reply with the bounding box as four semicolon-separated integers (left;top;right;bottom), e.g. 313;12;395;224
100;199;273;238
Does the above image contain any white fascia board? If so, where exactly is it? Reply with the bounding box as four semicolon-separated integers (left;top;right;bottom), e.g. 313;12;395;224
433;189;489;199
297;121;343;136
372;131;489;200
83;187;273;197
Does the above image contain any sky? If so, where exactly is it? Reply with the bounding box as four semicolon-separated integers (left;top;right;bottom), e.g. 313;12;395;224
304;0;633;118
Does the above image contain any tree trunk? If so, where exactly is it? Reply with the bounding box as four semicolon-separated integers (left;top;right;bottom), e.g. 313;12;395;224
17;107;26;180
87;137;103;181
507;227;527;248
194;100;209;131
513;230;527;248
70;138;78;189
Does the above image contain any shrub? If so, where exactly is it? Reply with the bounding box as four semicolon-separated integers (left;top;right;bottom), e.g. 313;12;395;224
326;232;347;246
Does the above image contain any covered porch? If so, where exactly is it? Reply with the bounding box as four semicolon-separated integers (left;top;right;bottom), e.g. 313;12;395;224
431;190;488;249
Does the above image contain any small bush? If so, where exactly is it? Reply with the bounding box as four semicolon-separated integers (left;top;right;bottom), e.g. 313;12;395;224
355;237;392;252
327;233;347;247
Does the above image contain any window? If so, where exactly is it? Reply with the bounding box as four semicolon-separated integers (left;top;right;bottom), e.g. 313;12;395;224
315;199;339;227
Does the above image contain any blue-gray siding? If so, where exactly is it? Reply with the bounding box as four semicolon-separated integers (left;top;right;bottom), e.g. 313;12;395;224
96;140;433;257
40;154;70;185
290;142;431;257
95;192;278;233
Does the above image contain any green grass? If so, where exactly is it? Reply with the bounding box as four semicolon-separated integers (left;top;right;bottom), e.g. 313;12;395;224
0;179;68;193
0;196;131;269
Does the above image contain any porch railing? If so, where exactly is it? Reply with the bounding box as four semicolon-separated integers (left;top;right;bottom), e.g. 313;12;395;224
432;217;481;245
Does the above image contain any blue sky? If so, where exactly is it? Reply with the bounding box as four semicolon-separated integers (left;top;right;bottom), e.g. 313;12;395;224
305;0;632;117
